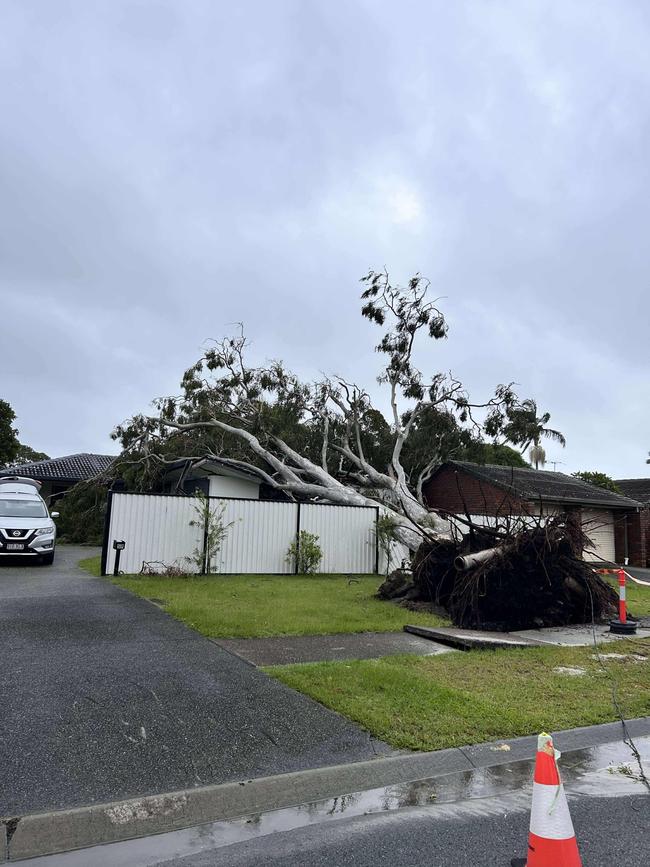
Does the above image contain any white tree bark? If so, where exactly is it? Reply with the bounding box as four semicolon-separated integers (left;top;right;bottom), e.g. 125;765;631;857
145;416;450;551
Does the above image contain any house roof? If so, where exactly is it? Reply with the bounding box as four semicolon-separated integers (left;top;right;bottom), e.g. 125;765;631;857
0;453;116;483
435;460;642;510
615;478;650;505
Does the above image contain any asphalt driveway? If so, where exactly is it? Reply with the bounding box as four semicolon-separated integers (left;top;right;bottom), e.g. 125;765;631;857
0;547;389;817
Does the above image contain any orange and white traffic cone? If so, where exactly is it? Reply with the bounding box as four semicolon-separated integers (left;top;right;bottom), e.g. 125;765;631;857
511;732;582;867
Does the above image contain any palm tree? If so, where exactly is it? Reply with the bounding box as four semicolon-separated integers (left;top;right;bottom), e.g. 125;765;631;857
529;443;546;470
502;399;566;470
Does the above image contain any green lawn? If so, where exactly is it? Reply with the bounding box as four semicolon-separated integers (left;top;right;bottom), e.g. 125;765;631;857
78;555;101;576
77;556;448;638
268;643;650;751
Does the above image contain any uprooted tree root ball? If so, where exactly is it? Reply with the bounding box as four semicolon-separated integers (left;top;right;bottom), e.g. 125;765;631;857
378;515;618;631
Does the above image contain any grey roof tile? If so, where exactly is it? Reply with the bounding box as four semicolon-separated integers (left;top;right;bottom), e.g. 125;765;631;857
615;478;650;505
0;453;116;482
443;461;642;509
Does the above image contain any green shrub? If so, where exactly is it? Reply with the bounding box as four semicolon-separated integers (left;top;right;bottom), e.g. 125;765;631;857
187;490;235;574
376;513;401;575
55;480;108;544
287;530;323;574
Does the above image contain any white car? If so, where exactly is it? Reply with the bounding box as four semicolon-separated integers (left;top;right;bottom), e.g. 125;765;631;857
0;477;59;564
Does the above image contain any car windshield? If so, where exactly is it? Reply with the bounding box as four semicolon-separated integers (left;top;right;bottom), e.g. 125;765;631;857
0;499;48;518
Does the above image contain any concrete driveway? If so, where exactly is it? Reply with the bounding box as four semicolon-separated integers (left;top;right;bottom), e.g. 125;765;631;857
0;547;389;817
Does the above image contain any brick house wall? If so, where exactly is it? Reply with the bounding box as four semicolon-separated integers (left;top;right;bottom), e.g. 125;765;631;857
423;466;532;516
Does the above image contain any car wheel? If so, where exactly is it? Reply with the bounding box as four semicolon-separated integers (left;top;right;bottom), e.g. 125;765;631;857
41;552;55;565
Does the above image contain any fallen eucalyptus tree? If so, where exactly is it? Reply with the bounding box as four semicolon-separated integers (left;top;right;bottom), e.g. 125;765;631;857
113;270;553;553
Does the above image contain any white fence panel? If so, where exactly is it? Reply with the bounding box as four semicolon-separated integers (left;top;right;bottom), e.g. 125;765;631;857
104;494;200;574
216;500;298;573
103;493;381;575
300;503;377;573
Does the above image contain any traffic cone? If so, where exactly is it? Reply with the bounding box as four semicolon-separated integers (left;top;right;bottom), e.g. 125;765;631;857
511;732;582;867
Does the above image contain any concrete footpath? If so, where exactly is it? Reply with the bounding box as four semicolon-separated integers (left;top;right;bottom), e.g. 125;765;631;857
0;547;389;821
213;630;454;666
4;716;650;862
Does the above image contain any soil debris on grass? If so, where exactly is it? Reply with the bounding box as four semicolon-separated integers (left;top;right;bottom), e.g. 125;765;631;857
553;666;587;676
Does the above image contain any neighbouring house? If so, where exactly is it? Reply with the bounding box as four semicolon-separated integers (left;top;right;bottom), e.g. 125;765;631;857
614;478;650;568
161;457;267;499
422;461;644;566
0;453;116;504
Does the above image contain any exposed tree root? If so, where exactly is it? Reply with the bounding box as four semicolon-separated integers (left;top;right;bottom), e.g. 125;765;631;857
379;514;618;631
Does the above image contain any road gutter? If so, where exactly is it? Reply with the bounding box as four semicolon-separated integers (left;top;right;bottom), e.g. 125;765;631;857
3;716;650;862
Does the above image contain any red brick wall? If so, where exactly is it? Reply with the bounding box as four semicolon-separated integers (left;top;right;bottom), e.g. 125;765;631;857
423;467;530;516
424;469;650;566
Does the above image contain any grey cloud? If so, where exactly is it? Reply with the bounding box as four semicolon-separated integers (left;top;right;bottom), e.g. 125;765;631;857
1;0;648;476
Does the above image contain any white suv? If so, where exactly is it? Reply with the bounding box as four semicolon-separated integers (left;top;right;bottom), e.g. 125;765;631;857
0;477;58;565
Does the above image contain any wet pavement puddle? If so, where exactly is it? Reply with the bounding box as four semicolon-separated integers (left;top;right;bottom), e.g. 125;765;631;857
24;737;650;866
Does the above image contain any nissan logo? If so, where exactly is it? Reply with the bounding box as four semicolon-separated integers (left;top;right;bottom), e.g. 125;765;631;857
12;530;21;537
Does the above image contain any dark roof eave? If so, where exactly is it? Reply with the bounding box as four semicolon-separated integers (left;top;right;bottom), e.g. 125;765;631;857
162;457;264;483
434;461;642;510
542;497;641;511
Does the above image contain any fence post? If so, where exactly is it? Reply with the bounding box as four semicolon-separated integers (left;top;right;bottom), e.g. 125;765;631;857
201;497;210;575
100;490;114;577
374;507;380;574
294;502;302;574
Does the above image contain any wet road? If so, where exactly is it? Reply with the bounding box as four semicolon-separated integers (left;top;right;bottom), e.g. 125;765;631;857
154;793;649;866
27;735;650;867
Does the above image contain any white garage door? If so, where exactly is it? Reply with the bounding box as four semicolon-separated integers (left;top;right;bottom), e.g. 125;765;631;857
581;509;616;563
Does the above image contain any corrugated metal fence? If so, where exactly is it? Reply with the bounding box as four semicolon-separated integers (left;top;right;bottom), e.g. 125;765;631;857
101;492;381;575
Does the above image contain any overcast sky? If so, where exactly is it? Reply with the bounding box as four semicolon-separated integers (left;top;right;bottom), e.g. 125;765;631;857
2;0;649;478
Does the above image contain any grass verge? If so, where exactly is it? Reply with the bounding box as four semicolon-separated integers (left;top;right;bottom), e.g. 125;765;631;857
77;556;448;638
267;642;650;751
78;555;101;576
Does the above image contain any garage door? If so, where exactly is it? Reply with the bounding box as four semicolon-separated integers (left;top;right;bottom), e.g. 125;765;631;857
581;509;616;563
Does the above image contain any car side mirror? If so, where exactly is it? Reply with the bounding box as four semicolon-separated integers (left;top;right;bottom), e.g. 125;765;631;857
51;512;59;518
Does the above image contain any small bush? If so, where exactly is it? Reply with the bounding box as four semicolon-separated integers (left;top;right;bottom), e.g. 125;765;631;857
287;531;323;574
376;513;401;576
187;491;235;574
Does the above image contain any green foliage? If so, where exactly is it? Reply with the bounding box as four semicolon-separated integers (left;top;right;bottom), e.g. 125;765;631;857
111;271;561;516
400;406;467;479
572;471;622;493
0;399;49;467
187;490;235;574
376;513;401;575
487;398;566;453
287;530;323;574
55;480;108;544
14;444;50;462
0;399;20;465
